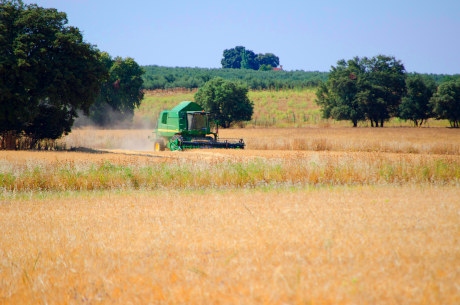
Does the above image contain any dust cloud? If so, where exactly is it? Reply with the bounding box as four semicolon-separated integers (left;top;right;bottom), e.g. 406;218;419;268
67;110;156;151
64;128;155;151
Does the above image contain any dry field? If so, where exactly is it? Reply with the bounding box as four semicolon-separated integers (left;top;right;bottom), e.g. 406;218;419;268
1;127;459;304
62;127;460;155
1;187;459;304
137;89;450;128
1;148;459;191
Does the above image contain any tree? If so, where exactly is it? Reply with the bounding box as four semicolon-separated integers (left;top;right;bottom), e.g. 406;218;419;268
398;75;436;126
194;77;253;128
256;53;279;68
24;104;74;146
88;53;144;126
0;0;107;149
221;46;248;69
360;55;406;127
430;80;460;128
315;57;367;127
221;46;272;70
315;55;406;127
258;64;273;71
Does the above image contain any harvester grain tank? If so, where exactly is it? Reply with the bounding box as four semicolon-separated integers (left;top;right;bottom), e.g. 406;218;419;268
152;101;245;151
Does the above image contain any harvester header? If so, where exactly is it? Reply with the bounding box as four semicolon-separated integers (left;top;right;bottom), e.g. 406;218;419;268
152;101;245;151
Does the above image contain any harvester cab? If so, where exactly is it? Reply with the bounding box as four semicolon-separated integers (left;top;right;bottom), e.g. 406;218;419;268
152;101;245;151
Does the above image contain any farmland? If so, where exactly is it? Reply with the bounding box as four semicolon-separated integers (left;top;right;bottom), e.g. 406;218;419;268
64;127;460;154
1;147;460;192
1;91;460;304
1;183;459;304
2;1;459;303
1;125;460;304
135;89;451;128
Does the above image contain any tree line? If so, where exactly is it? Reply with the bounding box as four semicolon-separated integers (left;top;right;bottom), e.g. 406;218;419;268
0;0;144;149
142;66;328;90
315;56;460;127
141;65;458;93
142;43;458;92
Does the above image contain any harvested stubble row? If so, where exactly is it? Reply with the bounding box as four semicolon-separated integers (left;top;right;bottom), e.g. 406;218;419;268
63;128;460;155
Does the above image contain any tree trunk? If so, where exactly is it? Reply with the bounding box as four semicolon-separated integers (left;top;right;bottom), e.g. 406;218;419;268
352;120;357;127
1;131;17;150
30;137;38;150
375;120;379;127
370;120;374;127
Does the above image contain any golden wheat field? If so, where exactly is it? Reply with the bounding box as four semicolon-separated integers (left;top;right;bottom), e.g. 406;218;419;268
1;127;460;304
1;187;459;304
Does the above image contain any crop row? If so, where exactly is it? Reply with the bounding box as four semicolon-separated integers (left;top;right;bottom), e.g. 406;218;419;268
1;157;459;192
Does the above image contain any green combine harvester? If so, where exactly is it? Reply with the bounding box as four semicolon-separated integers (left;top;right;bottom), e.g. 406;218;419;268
152;101;245;151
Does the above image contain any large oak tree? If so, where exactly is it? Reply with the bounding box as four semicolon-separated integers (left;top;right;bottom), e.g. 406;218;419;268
315;57;367;127
316;55;406;127
0;0;107;148
398;75;437;126
194;77;253;128
430;80;460;128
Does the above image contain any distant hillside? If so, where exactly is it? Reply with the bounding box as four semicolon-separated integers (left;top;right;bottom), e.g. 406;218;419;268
141;66;459;91
141;66;328;90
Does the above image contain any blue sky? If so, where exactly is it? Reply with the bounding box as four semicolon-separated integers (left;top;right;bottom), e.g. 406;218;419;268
24;0;460;74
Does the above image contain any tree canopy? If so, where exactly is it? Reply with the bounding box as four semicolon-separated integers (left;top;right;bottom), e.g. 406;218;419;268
87;53;144;127
315;57;366;127
194;77;253;128
359;55;407;126
315;55;406;127
221;46;250;69
399;75;437;126
0;0;107;148
256;53;279;69
430;80;460;128
221;46;279;70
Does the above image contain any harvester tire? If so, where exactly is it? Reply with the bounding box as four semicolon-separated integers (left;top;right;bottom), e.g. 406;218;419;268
154;140;165;151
